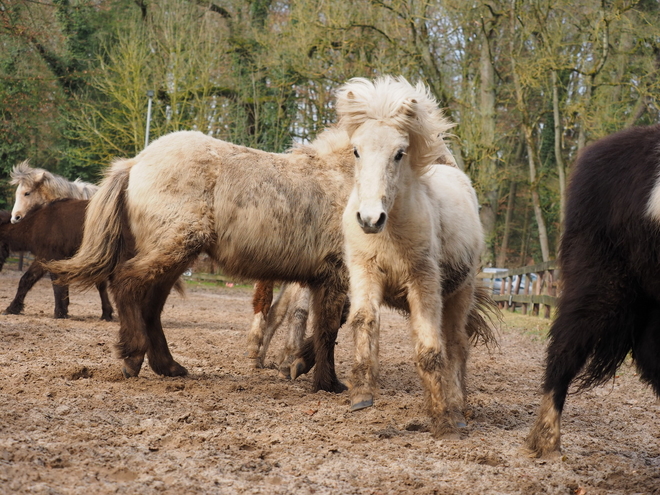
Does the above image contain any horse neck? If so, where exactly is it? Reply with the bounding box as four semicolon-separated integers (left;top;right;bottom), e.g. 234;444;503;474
43;176;87;200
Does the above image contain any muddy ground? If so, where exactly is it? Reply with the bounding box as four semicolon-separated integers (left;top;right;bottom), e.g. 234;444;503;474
0;266;658;494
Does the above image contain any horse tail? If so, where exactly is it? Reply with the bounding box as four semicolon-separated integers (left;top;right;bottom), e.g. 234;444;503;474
45;159;135;289
466;284;500;347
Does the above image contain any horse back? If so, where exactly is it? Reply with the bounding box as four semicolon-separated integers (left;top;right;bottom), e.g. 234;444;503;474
124;131;353;284
0;199;86;260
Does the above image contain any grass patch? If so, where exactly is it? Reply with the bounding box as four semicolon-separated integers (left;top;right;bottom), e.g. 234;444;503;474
183;275;253;290
499;311;552;341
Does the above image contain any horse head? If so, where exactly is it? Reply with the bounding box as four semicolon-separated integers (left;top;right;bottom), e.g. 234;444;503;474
10;161;55;223
336;76;453;234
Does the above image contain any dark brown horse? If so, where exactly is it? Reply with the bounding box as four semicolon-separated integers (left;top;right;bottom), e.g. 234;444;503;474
0;199;113;320
526;124;660;456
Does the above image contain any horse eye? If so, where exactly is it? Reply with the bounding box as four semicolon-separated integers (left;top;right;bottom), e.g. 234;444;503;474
394;149;405;161
24;192;30;197
353;148;360;159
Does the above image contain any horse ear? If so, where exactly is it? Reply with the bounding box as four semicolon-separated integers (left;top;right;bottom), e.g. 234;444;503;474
33;170;46;185
346;91;355;100
402;98;417;118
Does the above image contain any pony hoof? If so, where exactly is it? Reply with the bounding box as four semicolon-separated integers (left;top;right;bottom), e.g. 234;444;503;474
122;367;139;379
350;394;374;411
333;381;348;393
163;362;188;377
290;360;306;380
122;356;144;378
277;366;292;380
249;358;264;369
3;305;22;315
454;412;468;429
100;315;113;322
430;419;460;440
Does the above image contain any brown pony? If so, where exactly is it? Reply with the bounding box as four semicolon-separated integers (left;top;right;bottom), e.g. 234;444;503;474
0;199;113;320
10;161;98;223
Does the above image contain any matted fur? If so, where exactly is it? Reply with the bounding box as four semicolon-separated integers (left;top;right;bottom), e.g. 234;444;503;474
10;160;98;223
336;76;492;438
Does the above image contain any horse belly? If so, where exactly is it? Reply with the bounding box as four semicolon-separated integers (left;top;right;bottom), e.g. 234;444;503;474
210;206;331;282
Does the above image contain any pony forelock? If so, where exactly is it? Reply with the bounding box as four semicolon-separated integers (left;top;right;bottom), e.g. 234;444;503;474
335;76;455;172
10;160;47;187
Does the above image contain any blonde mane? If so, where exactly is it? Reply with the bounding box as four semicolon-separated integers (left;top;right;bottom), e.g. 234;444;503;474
291;128;352;158
10;160;98;200
335;76;454;173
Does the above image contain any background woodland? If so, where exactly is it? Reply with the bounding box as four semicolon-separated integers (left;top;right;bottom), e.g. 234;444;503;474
2;0;659;266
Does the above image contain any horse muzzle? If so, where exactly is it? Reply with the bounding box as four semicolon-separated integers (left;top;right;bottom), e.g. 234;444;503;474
356;210;387;234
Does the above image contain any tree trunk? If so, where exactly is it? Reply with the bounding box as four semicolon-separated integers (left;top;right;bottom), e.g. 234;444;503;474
551;70;566;227
496;180;517;268
477;14;499;264
509;0;551;262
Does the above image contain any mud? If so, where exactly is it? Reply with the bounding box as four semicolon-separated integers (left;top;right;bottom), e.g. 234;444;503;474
0;267;658;494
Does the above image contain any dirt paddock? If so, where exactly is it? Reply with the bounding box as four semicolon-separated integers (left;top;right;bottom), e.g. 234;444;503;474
0;267;658;494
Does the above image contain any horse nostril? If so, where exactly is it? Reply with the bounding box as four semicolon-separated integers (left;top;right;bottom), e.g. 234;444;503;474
375;212;387;228
356;211;363;225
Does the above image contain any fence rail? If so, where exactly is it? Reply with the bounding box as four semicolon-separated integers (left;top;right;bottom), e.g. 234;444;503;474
478;260;559;318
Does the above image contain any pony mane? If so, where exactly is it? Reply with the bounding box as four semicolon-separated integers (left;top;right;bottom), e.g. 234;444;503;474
291;128;352;158
10;160;98;199
335;76;454;173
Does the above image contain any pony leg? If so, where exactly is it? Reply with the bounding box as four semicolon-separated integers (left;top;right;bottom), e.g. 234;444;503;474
348;267;383;410
49;273;70;319
257;283;294;369
406;278;458;438
633;301;660;396
112;278;149;378
525;286;633;457
291;281;347;393
4;260;45;315
291;295;349;379
277;286;310;378
0;243;9;272
246;281;274;365
96;280;114;321
438;284;473;429
143;273;188;377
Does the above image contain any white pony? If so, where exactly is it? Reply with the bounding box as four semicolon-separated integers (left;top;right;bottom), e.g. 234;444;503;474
336;77;485;438
10;161;98;223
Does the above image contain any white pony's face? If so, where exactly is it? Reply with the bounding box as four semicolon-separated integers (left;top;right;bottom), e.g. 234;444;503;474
350;119;409;234
11;179;45;224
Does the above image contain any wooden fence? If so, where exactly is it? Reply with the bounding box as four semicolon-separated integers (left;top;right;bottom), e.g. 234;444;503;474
478;261;559;318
